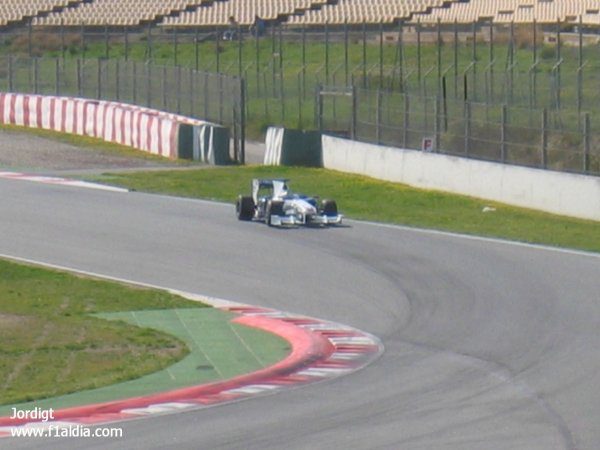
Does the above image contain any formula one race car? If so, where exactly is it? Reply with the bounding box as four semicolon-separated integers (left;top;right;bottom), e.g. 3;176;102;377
236;178;342;227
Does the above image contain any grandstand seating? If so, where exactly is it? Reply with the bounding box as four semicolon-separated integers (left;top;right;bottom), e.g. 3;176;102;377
412;0;600;25
2;0;599;28
0;0;81;27
285;0;457;25
161;0;330;27
32;0;209;26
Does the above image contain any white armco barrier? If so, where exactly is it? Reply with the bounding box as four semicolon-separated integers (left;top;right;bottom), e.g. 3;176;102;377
322;134;600;222
0;92;226;161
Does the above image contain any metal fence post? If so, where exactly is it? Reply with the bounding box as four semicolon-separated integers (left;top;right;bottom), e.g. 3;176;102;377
97;58;102;99
104;23;109;60
453;19;458;98
344;20;349;85
471;21;477;101
325;22;330;85
189;67;194;117
132;61;137;104
316;84;323;131
176;66;182;114
7;56;13;92
541;108;548;168
81;22;86;60
76;58;82;96
146;64;152;107
115;59;120;101
28;22;33;58
434;95;440;151
376;88;382;144
417;19;422;89
351;85;357;140
583;112;590;173
379;20;383;86
195;28;200;71
33;58;39;94
55;59;60;95
501;104;507;162
162;66;167;110
403;94;409;148
125;26;129;61
362;20;367;88
173;29;178;66
240;77;246;164
61;19;66;60
464;101;471;155
203;71;209;119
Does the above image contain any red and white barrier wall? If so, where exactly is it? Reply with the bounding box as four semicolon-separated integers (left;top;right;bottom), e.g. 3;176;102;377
0;92;230;162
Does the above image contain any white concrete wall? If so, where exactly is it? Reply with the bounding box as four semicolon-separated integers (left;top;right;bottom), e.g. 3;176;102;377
322;135;600;222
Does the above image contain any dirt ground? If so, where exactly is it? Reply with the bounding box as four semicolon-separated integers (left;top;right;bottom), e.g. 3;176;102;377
0;128;265;174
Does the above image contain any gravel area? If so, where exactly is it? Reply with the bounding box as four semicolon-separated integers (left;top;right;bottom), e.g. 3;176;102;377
0;128;265;174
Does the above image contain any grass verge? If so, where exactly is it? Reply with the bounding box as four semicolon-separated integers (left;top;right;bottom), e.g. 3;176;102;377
93;165;600;253
0;258;207;405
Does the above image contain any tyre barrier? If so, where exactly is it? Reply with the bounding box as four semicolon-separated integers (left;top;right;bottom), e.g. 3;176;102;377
0;92;230;164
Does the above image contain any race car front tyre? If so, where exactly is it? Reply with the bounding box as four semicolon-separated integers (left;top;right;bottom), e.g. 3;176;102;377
321;199;338;217
236;195;255;221
266;200;284;226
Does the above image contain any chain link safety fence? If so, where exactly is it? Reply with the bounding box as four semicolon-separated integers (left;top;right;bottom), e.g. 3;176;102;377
0;21;598;172
317;87;600;175
0;55;245;162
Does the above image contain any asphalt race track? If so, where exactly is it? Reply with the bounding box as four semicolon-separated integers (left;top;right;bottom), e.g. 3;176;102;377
1;177;599;450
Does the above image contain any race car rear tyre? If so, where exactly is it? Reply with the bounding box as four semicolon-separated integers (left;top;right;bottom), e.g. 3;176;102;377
266;200;284;226
236;195;255;221
321;199;338;217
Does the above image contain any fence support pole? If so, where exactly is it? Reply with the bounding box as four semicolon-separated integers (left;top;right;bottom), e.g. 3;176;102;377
541;108;548;168
240;78;246;164
434;95;440;151
125;27;129;61
379;21;383;86
194;28;199;71
325;21;330;85
115;59;120;101
176;66;182;114
417;19;421;89
104;23;109;59
61;19;66;60
501;104;507;162
376;89;382;144
132;61;137;104
28;22;33;58
76;58;82;96
7;56;13;92
146;64;152;107
403;94;409;148
33;58;39;95
453;20;458;98
583;112;590;173
351;85;357;140
344;20;349;85
160;66;167;111
316;85;323;132
81;22;86;60
471;21;477;101
55;59;60;95
362;20;367;88
464;101;471;155
96;58;101;99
